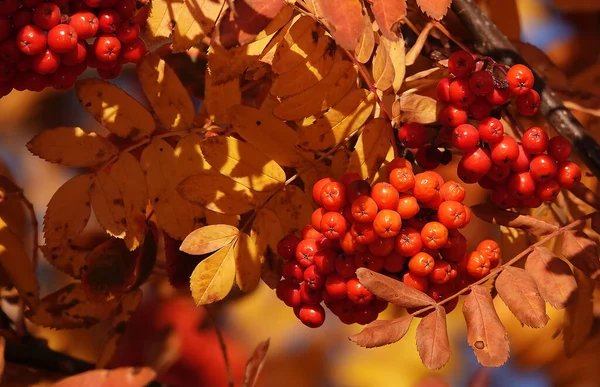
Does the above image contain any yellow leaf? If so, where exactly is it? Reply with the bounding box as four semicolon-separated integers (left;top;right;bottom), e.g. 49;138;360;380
272;16;321;74
91;170;126;239
76;79;155;140
174;134;212;174
180;224;240;255
137;53;195;130
235;232;261;292
25;283;121;329
393;93;440;124
370;144;396;184
43;174;93;277
177;172;258;215
205;210;240;227
109;152;149;251
250;208;284;289
97;289;143;369
354;9;375;64
200;135;286;192
265;185;313;235
383;35;406;94
347;118;393;179
299;160;330;197
190;242;237;305
297;89;375;150
140;138;205;240
27;127;118;167
270;36;338;98
273;60;358;120
372;41;395;91
257;11;297;66
0;216;38;308
204;69;241;124
228;105;312;167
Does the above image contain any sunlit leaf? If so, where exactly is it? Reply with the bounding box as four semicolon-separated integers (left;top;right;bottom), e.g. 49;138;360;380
496;266;549;328
264;185;313;236
347;118;394;180
190;242;237;305
471;203;559;236
272;16;321;74
91;170;126;239
180;224;240;255
313;0;365;50
525;246;577;309
561;230;600;280
372;40;395;91
205;70;241;124
416;0;452;20
367;0;406;40
416;305;451;370
356;268;435;308
235;232;261;292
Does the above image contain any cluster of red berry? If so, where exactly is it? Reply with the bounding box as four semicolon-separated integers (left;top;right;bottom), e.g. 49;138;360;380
397;50;581;209
0;0;146;97
275;158;501;328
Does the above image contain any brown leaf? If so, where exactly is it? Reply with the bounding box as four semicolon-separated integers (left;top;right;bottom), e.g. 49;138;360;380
405;23;434;66
51;367;156;387
366;0;406;40
354;9;375;63
393;93;439;124
561;231;600;280
356;267;435;308
218;0;287;48
525;246;577;309
563;268;594;356
496;266;549;328
462;285;510;367
91;170;127;239
372;40;395;91
416;305;451;370
349;314;412;348
470;203;559;236
241;338;270;387
314;0;365;50
416;0;452;20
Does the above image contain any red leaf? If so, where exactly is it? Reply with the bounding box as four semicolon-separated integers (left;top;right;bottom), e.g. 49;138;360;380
416;0;452;20
495;266;549;328
561;231;600;280
524;246;577;309
218;0;287;48
356;268;436;308
462;285;510;367
416;305;451;370
470;203;558;236
366;0;407;40
241;338;270;387
314;0;366;50
564;268;594;356
51;367;156;387
349;314;413;348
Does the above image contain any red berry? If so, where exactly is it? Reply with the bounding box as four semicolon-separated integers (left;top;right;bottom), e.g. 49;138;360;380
282;260;304;283
367;235;395;257
121;37;147;64
371;182;399;210
398;122;427;148
116;20;140;43
408;251;435;276
32;48;60;74
402;271;429;293
325;274;347;300
520;195;543;209
437;105;468;127
476;240;501;268
354;250;385;271
547;136;571;162
48;24;78;54
485;87;510;105
94;34;121;63
491;185;519;209
490;135;519;166
486;163;511;183
299;282;322;304
511;143;532;172
320;211;347;240
98;9;121;33
465;251;490;278
421;221;449;250
33;2;60;30
448;50;475;78
314;248;337;275
478;117;504;144
114;0;137;19
0;0;18;16
62;40;88;66
295;239;319;267
458;148;492;183
298;304;326;328
437;200;467;229
276;279;301;307
468;97;493;120
69;11;99;40
97;62;123;80
556;161;581;189
506;64;534;96
429;260;456;285
508;171;536;199
516;89;540;116
394;227;423;257
415;144;441;170
389;167;415;193
49;65;79;90
304;265;326;290
535;179;560;202
17;25;47;56
383;252;406;273
373;209;402;238
350;222;377;245
277;234;301;260
449;78;476;107
452;124;479;152
468;70;494;96
346;179;371;203
347;277;373;305
312;177;334;205
529;155;557;182
521;126;549;154
335;253;357;278
436;76;452;104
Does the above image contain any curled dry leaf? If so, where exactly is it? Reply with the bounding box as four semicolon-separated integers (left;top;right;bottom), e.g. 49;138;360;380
27;127;118;167
416;305;451;370
561;230;600;280
347;118;394;180
393;93;439;124
190;242;237;305
272;16;321;74
76;79;155;141
524;246;577;309
563;268;594;356
372;39;395;91
470;203;559;236
180;224;240;256
91;170;126;239
462;285;509;367
241;338;270;387
314;0;365;50
137;53;195;130
405;23;434;66
416;0;452;20
349;314;413;348
235;232;261;292
495;266;549;328
52;367;156;387
356;268;435;308
366;0;406;41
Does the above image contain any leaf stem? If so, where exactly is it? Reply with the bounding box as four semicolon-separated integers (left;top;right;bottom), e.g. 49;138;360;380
207;307;234;387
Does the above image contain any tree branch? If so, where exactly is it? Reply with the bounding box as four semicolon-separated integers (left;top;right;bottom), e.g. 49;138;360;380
451;0;600;178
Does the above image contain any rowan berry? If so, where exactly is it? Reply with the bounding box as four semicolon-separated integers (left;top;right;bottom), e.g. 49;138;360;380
515;89;540;116
521;126;549;155
438;181;465;202
452;123;480;152
396;193;420;219
295;239;319;267
508;171;536;198
437;200;467;229
320;181;346;211
506;64;534;96
448;50;475;78
33;2;60;30
62;40;88;66
415;145;442;170
98;9;120;33
303;265;325;290
340;231;364;254
299;282;323;304
98;63;123;81
310;208;326;231
394;227;423;257
529;154;557;182
487;163;511;182
468;97;493;120
440;234;467;262
367;236;395;257
32;48;60;74
412;172;440;202
298;304;326;328
320;212;347;239
490;135;519;166
458;148;492;183
49;65;79;90
276;279;302;307
17;25;47;56
556;161;581;189
353;304;379;325
438;104;468;127
0;39;19;63
354;251;385;272
478;117;504;144
402;271;429;293
121;38;147;64
469;70;494;96
347;277;373;305
350;222;378;245
466;251;491;278
389;167;415;193
436;76;452;104
511;144;533;172
408;252;435;276
491;185;519;209
0;60;13;82
345;179;371;203
547;136;571;162
282;260;304;283
474;240;499;269
94;34;121;63
69;11;99;40
449;77;477;107
301;225;323;241
373;209;402;239
383;252;406;273
429;260;456;285
421;221;449;249
351;195;378;223
116;21;141;43
478;175;496;190
398;122;427;148
323;274;346;300
47;24;78;54
520;195;544;209
371;182;399;210
313;249;336;276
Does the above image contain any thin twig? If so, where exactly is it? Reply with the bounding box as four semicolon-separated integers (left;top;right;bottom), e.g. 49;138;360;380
206;308;234;387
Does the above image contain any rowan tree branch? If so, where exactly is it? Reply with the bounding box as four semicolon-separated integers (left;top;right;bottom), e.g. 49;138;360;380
450;0;600;178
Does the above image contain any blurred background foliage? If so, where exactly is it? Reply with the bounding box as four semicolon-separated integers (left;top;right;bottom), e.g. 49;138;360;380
0;0;599;386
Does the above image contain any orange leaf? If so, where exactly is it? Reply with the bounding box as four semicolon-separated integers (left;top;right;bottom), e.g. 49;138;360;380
495;266;549;328
470;203;558;236
563;268;594;356
218;0;287;48
561;230;600;280
366;0;406;40
314;0;365;50
416;0;452;20
349;314;412;348
416;305;451;370
52;367;156;387
524;246;577;309
356;267;435;308
462;285;510;367
180;224;240;255
241;338;270;387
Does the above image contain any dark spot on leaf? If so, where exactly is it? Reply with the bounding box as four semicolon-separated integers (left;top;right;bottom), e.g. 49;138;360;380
85;102;92;107
159;148;163;152
311;29;319;42
113;198;125;206
256;120;262;126
97;92;103;98
154;197;159;203
115;320;128;334
474;340;485;349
